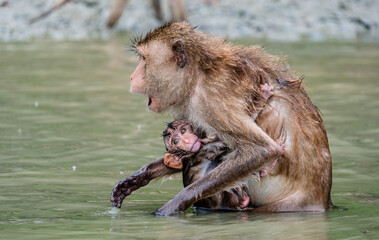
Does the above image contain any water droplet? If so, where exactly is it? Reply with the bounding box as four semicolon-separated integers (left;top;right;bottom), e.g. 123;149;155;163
34;101;39;107
137;124;142;131
169;176;173;180
18;128;22;134
72;166;77;171
120;171;124;175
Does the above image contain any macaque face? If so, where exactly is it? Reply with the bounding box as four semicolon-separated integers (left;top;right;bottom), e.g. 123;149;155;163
164;123;202;153
130;40;188;113
130;56;147;95
130;52;162;112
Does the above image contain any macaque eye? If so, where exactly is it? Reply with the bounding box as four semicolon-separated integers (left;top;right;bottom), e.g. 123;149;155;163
180;128;186;134
173;138;179;145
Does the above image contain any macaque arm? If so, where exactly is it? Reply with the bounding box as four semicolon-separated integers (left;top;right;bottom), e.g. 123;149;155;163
155;120;283;216
110;157;181;208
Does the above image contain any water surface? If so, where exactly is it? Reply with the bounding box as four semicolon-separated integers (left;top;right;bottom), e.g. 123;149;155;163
0;38;378;239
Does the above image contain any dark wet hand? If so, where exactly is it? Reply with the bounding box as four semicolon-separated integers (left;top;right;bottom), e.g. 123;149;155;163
110;173;150;208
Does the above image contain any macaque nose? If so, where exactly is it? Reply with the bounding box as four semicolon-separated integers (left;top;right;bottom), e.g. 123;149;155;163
183;138;190;144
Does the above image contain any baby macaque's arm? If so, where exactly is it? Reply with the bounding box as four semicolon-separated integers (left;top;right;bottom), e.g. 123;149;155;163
259;139;286;177
111;157;181;208
197;140;228;162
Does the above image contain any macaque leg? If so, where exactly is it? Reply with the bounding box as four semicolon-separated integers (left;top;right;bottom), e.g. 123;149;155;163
111;157;180;208
252;192;314;213
251;201;286;213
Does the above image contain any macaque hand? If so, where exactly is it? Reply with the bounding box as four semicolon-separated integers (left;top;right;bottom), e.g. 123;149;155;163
259;139;286;178
275;139;286;154
260;83;274;101
199;141;228;161
110;173;150;208
155;199;183;216
154;190;191;216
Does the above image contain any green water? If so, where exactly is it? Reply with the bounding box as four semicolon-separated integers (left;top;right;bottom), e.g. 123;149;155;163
0;37;378;239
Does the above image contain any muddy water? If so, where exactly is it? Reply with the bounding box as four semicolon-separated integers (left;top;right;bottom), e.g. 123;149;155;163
0;38;378;239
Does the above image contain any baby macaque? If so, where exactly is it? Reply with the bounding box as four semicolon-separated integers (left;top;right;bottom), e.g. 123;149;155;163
161;84;282;210
163;119;252;210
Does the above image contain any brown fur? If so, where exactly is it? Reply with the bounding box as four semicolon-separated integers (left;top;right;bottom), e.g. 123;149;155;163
112;22;332;215
162;119;252;210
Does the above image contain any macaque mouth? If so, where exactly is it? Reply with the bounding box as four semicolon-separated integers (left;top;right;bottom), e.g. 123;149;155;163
190;138;201;152
148;97;152;107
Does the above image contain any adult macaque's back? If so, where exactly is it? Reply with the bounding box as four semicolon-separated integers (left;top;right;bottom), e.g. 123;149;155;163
111;22;332;215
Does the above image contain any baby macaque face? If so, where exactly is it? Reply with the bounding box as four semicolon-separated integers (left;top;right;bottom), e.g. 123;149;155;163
163;120;203;153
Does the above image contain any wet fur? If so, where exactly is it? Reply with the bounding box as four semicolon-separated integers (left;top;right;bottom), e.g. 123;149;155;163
131;22;332;214
181;142;253;210
163;120;252;210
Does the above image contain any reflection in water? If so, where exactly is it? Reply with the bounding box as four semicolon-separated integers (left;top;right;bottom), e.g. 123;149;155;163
108;210;330;240
0;39;378;239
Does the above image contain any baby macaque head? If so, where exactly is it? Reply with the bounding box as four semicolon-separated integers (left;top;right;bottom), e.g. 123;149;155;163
162;120;205;170
162;120;203;153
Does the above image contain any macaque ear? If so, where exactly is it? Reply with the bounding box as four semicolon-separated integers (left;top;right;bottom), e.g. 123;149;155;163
172;40;186;68
163;153;183;169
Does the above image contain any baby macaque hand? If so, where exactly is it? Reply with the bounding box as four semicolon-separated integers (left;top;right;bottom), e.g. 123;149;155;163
275;139;286;154
163;153;183;169
260;83;274;101
202;133;217;143
259;139;285;178
199;141;227;161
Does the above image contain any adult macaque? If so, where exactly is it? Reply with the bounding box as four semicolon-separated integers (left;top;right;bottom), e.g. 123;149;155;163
109;84;276;210
111;22;333;215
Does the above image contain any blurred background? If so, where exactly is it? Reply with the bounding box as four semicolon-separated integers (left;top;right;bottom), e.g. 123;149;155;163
0;0;378;42
0;1;378;240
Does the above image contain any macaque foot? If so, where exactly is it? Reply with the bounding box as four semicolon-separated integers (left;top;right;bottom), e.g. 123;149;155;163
239;195;251;209
110;173;150;208
260;83;274;101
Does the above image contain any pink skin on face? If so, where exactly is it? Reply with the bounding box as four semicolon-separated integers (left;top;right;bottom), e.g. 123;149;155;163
189;138;205;152
174;129;206;153
177;136;201;152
